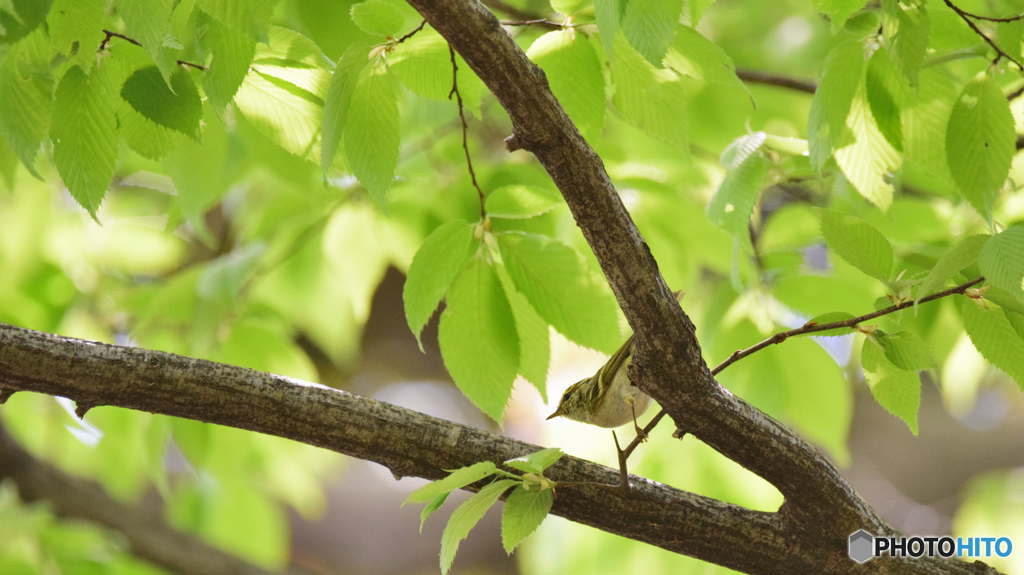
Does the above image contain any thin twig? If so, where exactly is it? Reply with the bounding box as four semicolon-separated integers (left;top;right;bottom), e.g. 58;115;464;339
736;68;817;94
949;6;1024;22
942;0;1024;70
621;276;986;459
99;29;207;71
480;0;559;27
500;19;562;26
448;44;486;219
395;20;427;44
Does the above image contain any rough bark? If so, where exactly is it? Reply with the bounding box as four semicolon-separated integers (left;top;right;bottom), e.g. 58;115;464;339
0;324;1002;574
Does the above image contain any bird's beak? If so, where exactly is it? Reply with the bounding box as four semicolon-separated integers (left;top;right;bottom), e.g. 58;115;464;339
546;408;562;421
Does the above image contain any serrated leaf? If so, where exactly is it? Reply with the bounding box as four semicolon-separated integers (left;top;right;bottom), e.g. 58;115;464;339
117;98;183;160
350;0;405;37
963;299;1024;389
978;226;1024;298
527;30;606;140
404;461;498;505
611;33;688;151
438;257;520;422
996;20;1023;63
234;68;322;161
902;67;956;181
486;185;563;219
420;493;449;533
345;60;399;208
321;42;370;175
834;77;901;211
403;220;476;347
800;311;856;337
664;24;748;95
985;286;1024;315
0;36;51;177
441;479;517;574
195;0;274;38
496;266;550;399
51;65;117;218
819;209;894;283
121;66;202;139
916;235;989;305
594;0;624;55
498;232;621;354
946;74;1014;221
812;0;869;31
501;486;554;553
504;447;563;475
706;152;769;238
865;49;909;153
882;0;929;85
46;0;104;70
720;132;767;169
878;330;937;370
621;0;683;66
862;339;920;435
690;0;715;25
1005;308;1024;341
0;0;50;43
115;0;177;85
198;12;256;111
808;41;862;171
389;28;450;99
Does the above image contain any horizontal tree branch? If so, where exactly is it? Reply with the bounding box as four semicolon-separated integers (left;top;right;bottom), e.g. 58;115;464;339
0;423;308;575
0;324;1001;574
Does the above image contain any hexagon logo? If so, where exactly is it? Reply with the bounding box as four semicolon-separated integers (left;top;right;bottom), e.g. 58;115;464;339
849;530;874;564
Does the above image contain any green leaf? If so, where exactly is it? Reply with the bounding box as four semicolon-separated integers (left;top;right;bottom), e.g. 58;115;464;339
997;20;1023;63
51;65;118;218
115;0;177;85
234;67;322;161
344;60;399;208
195;0;274;38
321;42;370;176
438;257;520;422
862;339;920;435
799;311;856;337
419;493;449;533
0;36;52;177
388;28;451;100
504;447;563;475
1005;308;1024;341
0;0;50;44
878;330;937;370
865;49;909;153
486;185;563;219
882;0;929;85
404;461;498;505
46;0;104;70
403;220;476;347
611;33;688;151
663;24;748;94
811;0;869;31
527;30;606;140
807;41;863;171
707;134;769;238
833;77;901;211
689;0;715;25
117;98;183;160
902;67;956;181
621;0;683;66
916;235;989;304
497;265;551;400
350;0;405;37
594;0;624;55
551;0;591;15
198;12;256;111
946;74;1015;221
963;299;1024;390
497;232;622;354
121;67;202;139
978;226;1024;298
819;209;894;283
440;479;517;574
501;486;554;553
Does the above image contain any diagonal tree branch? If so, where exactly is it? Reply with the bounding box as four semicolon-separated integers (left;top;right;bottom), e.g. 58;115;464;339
0;423;310;575
0;323;1001;574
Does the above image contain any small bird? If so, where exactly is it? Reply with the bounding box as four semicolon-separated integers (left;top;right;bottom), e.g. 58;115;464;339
547;291;683;439
546;332;651;437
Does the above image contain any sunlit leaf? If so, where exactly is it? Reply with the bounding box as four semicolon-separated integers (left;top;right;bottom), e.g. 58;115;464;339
404;461;498;504
527;30;606;140
862;339;920;435
978;226;1024;299
819;209;894;283
963;299;1024;390
403;219;476;347
502;486;554;553
440;479;517;574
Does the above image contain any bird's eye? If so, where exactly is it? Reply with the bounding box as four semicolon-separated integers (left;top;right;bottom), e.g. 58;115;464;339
561;390;572;402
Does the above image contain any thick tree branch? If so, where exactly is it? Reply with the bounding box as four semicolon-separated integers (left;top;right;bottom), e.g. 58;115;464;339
0;324;1001;574
0;424;307;575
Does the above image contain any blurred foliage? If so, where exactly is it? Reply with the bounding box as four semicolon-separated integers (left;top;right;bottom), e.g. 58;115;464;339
0;0;1023;573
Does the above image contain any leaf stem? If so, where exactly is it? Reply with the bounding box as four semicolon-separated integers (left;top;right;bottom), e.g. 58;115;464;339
448;44;486;219
941;0;1024;70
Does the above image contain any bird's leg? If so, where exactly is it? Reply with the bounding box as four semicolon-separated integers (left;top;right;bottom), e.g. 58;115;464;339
625;396;648;442
612;430;630;491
